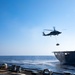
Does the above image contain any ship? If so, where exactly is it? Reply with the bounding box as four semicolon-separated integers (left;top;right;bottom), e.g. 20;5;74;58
54;51;75;65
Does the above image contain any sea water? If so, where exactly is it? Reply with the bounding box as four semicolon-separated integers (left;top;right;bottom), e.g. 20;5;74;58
0;56;75;73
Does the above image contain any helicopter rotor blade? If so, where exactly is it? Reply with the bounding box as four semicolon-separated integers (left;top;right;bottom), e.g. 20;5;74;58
44;29;53;31
53;27;55;30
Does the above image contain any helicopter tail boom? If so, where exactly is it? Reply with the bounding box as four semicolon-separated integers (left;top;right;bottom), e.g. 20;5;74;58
43;32;51;36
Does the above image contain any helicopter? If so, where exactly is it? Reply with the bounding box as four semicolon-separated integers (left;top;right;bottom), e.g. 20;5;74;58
43;27;62;36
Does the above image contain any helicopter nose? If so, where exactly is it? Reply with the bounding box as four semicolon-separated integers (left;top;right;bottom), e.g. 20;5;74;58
60;32;62;34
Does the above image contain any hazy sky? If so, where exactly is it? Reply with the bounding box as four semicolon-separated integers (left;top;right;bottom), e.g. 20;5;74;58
0;0;75;55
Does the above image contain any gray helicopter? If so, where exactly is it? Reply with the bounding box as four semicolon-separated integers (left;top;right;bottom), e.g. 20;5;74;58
43;27;62;36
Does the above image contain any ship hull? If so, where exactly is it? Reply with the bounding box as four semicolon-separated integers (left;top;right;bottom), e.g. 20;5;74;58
54;51;75;65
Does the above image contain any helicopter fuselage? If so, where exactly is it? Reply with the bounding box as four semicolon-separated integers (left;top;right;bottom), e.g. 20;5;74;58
43;30;61;36
50;31;61;35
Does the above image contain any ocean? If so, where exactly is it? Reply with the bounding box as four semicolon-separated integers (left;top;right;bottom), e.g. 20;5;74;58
0;56;75;74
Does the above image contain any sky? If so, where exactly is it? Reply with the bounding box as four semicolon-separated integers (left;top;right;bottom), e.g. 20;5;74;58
0;0;75;56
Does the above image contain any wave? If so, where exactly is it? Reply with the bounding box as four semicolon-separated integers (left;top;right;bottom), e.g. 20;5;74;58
0;59;75;73
0;59;58;64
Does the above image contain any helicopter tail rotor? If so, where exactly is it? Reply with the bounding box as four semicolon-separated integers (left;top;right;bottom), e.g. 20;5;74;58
43;32;46;36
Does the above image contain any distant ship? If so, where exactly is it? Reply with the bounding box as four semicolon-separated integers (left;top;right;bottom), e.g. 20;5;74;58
54;51;75;65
